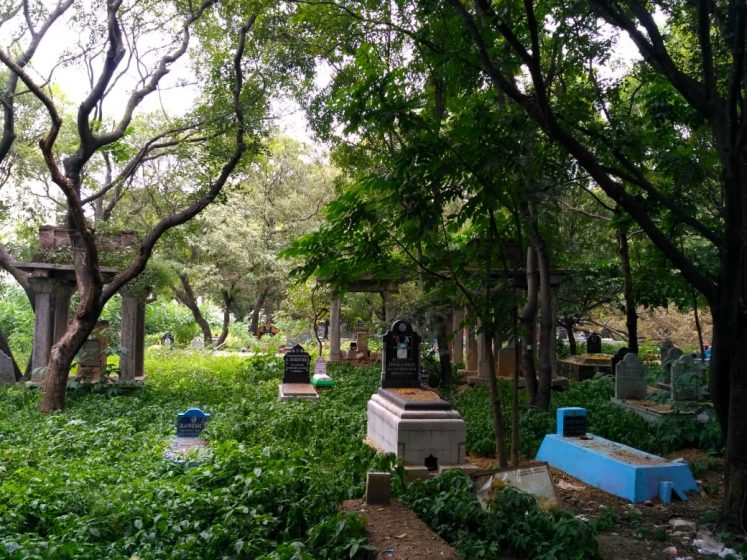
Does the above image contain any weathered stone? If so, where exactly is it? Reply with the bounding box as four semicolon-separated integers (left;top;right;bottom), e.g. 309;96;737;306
671;355;706;402
0;350;15;384
587;333;602;353
365;472;391;505
615;353;647;400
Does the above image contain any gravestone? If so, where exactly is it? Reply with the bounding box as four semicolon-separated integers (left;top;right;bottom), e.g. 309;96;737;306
176;407;211;437
0;350;15;384
663;346;684;381
600;327;613;339
311;356;335;388
586;332;602;354
161;332;174;347
497;346;516;378
556;327;569;341
381;320;421;389
660;339;674;363
557;407;587;437
282;344;312;384
611;347;632;373
671;355;706;402
165;408;211;464
615;353;647;400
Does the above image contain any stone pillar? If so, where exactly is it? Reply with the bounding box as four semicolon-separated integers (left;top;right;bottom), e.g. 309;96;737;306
451;307;464;364
30;277;74;383
329;297;342;362
466;325;478;371
382;291;396;325
120;290;146;381
30;280;54;381
477;324;491;380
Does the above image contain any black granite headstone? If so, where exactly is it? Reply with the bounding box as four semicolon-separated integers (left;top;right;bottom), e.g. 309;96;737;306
586;332;602;354
611;346;632;373
283;344;312;384
562;414;587;437
381;320;421;389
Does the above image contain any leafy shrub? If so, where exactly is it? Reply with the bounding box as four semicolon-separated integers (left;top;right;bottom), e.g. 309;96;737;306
402;469;599;560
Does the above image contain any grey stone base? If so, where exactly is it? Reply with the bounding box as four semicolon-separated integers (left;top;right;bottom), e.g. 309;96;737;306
366;392;466;466
278;383;319;401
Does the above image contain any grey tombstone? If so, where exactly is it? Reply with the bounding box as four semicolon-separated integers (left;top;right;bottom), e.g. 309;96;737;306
0;350;15;384
671;355;706;402
381;319;421;389
614;353;648;400
556;327;569;341
282;344;312;384
586;332;602;354
663;346;684;382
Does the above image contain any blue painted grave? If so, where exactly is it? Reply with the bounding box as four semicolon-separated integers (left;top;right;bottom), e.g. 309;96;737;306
536;407;697;503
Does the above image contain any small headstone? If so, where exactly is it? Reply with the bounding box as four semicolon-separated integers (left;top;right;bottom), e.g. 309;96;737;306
615;353;647;400
381;320;421;389
176;408;211;438
660;339;674;363
311;356;335;388
671;355;706;402
611;347;632;373
586;333;602;354
497;346;516;378
600;328;613;339
161;332;174;347
365;472;391;505
556;327;569;341
191;336;204;348
282;344;312;384
0;350;15;384
556;407;587;437
663;346;684;381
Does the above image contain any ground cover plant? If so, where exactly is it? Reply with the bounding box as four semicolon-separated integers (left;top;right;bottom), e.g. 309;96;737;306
0;353;385;559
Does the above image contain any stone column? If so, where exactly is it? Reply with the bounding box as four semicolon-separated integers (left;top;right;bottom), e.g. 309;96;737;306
382;290;396;325
29;277;75;383
466;325;478;371
120;290;147;381
477;323;491;380
30;278;55;381
451;307;464;364
329;297;342;362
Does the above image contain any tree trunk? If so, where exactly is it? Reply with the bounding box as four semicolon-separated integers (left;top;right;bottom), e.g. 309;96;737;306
511;297;520;467
560;318;578;356
616;217;638;353
435;314;452;389
172;273;212;346
0;327;22;381
529;222;553;410
692;292;705;358
40;311;99;412
215;289;232;348
249;286;270;335
520;247;539;402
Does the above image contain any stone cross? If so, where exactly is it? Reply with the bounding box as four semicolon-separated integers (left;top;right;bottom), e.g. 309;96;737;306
671;355;706;402
614;353;647;400
0;350;15;384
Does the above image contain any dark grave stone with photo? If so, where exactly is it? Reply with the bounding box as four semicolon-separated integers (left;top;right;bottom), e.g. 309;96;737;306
283;344;312;384
586;332;602;354
614;353;647;400
381;320;421;389
176;407;211;438
0;350;15;384
162;332;174;347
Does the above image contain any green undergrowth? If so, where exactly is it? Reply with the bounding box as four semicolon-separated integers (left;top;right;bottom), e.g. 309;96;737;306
0;352;384;560
455;374;723;460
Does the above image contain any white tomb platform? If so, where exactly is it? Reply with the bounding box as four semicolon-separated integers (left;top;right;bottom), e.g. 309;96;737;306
367;387;466;466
